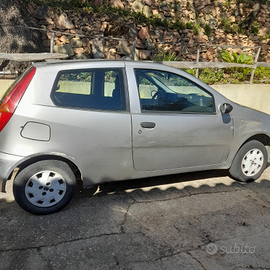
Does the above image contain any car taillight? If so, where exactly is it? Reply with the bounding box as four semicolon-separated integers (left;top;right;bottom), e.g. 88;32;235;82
0;67;36;132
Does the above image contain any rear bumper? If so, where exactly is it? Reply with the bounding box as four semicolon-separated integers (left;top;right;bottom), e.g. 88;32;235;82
0;151;23;192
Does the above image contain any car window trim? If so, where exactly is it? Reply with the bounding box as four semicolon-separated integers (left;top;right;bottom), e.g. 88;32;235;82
134;68;216;115
50;67;129;112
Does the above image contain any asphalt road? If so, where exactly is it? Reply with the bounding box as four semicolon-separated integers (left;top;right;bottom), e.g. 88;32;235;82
1;168;270;270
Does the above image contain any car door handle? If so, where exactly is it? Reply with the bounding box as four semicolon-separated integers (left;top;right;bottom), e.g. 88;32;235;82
140;122;156;129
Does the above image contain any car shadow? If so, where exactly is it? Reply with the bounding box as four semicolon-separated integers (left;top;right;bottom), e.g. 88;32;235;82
74;169;231;198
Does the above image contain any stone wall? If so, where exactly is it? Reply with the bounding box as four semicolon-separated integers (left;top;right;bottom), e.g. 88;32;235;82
0;0;44;73
26;1;270;62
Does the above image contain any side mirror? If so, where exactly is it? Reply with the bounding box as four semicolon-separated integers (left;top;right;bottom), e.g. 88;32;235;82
219;103;233;114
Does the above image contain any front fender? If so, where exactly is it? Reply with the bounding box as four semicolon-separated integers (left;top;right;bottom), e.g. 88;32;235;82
224;103;270;168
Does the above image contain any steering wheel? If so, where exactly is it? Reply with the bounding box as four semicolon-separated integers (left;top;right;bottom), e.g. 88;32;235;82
151;90;162;100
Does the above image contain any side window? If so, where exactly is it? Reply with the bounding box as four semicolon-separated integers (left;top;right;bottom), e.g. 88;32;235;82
54;71;92;95
135;69;215;114
51;68;126;111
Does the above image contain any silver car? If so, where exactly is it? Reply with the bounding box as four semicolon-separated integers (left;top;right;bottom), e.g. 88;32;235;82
0;60;269;215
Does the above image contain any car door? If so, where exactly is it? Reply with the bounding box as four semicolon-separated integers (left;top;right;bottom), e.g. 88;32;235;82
48;65;133;183
130;68;234;172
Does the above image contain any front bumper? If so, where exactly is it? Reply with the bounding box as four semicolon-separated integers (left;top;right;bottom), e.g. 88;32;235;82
0;151;24;192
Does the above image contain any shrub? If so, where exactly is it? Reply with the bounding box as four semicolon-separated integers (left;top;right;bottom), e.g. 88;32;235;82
186;22;193;29
219;50;253;64
154;50;180;61
193;23;201;35
251;21;260;36
204;24;212;36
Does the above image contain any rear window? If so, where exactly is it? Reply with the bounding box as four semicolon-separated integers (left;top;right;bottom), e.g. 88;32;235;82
51;68;126;111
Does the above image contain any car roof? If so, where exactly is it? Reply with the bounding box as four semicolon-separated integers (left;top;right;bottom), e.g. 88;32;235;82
33;59;165;69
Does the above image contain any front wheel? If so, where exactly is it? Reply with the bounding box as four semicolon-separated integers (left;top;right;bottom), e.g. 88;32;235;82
229;140;268;182
13;160;76;215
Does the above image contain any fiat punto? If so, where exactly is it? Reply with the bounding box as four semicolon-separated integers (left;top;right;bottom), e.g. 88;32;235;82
0;60;269;214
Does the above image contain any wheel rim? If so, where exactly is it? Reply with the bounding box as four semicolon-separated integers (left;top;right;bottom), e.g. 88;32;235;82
25;170;67;207
241;148;264;177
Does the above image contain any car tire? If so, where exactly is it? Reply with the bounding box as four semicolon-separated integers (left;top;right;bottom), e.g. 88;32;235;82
229;140;268;182
13;160;76;215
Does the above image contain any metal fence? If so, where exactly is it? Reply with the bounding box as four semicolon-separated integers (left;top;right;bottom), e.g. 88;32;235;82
1;24;270;84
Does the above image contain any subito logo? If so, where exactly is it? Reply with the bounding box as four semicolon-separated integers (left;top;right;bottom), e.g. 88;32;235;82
206;243;218;255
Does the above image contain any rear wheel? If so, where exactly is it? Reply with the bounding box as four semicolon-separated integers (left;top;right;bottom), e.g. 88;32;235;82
13;160;76;215
229;140;268;182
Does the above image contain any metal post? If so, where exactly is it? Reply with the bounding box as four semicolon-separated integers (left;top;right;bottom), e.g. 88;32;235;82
131;40;136;61
50;32;55;53
195;45;200;78
250;46;261;84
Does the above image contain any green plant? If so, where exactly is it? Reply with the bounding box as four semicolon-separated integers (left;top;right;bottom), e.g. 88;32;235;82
254;66;270;83
221;17;237;34
221;17;231;34
237;20;248;35
193;23;201;35
223;0;235;7
204;24;212;36
182;68;230;85
154;50;180;61
264;31;270;40
199;68;225;84
251;21;260;36
219;50;253;64
217;50;253;82
174;20;186;31
186;22;192;29
181;66;270;85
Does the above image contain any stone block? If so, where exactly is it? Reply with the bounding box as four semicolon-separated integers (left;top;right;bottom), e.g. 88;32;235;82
204;6;211;14
129;24;138;38
145;37;156;50
144;0;154;5
110;0;124;9
143;5;152;17
54;13;74;30
70;37;83;48
109;48;117;56
94;0;103;6
135;38;146;49
54;44;74;57
139;26;149;40
132;1;144;12
34;4;50;20
28;2;36;14
117;41;131;55
205;14;214;22
43;40;51;47
91;37;104;59
107;54;116;59
139;50;151;60
230;16;236;23
81;38;89;47
160;1;171;11
73;47;84;54
100;22;108;32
